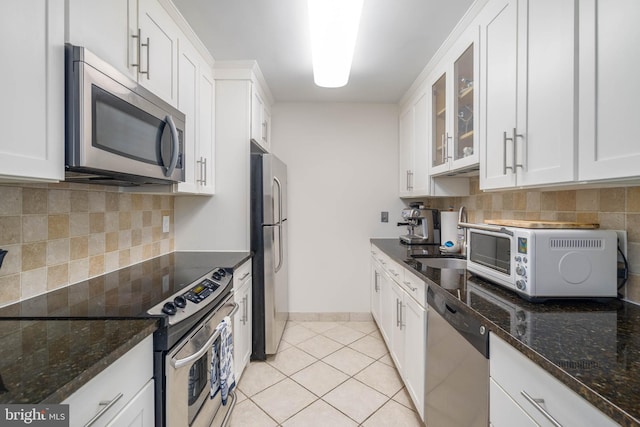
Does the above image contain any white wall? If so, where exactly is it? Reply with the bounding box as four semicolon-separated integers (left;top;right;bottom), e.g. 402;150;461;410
272;103;405;314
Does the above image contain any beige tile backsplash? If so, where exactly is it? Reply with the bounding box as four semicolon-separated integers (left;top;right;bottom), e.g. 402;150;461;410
427;178;640;304
0;183;174;306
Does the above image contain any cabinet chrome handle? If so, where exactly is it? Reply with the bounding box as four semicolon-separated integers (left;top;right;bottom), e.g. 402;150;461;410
262;120;268;142
202;157;207;185
84;393;123;427
196;157;204;184
405;170;410;191
408;170;414;190
396;299;401;327
521;391;563;427
374;271;380;292
513;128;524;170
238;272;250;281
403;281;417;292
140;36;150;78
131;28;142;70
441;133;446;163
399;301;404;330
503;131;514;174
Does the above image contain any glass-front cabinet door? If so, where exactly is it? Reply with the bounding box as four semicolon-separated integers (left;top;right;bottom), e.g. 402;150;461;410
429;26;479;176
432;74;447;170
454;45;474;163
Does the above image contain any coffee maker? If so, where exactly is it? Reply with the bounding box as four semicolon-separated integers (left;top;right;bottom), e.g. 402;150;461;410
398;205;440;245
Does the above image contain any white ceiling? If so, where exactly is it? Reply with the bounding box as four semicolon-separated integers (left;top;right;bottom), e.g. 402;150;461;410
172;0;475;103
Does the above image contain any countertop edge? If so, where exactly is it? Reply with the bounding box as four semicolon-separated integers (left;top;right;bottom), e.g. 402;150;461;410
41;319;158;404
370;238;640;427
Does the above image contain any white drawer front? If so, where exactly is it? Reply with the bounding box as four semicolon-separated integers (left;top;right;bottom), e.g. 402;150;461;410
401;267;426;307
233;259;252;291
490;378;537;427
63;335;154;427
490;334;618;427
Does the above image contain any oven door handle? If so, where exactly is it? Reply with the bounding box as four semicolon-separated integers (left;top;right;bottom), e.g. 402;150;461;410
171;302;239;369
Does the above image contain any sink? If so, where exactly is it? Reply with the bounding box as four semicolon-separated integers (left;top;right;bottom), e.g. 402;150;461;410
419;258;467;269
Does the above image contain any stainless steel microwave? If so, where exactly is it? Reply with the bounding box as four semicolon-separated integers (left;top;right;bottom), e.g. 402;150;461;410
65;44;185;186
463;223;619;300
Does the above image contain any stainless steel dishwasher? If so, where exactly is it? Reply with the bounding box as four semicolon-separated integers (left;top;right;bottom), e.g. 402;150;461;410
425;285;489;426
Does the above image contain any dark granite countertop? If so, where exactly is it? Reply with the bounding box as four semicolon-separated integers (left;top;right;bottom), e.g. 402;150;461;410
0;318;157;403
371;238;640;427
0;250;250;404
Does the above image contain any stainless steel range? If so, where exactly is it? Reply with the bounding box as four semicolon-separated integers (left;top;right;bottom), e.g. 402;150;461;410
148;267;236;427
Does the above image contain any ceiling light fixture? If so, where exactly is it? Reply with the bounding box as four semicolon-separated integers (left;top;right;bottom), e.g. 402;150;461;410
308;0;364;88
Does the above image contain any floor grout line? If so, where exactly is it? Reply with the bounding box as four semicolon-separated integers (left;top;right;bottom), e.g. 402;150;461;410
231;320;421;426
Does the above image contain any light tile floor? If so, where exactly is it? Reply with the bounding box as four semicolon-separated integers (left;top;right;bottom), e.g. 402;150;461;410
228;320;424;426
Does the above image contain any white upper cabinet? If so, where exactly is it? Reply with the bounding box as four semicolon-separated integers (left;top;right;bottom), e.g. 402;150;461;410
251;86;271;152
0;0;64;182
479;0;577;190
579;0;640;182
66;0;138;80
67;0;180;107
175;36;215;195
197;64;216;194
430;27;479;177
137;0;180;106
398;93;429;197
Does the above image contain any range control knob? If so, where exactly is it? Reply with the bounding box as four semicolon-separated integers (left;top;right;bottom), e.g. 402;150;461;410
217;268;226;277
174;295;187;308
516;280;526;291
212;272;221;280
162;301;177;315
515;265;526;276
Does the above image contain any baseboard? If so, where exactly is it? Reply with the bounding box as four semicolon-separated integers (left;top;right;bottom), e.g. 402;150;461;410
288;312;373;322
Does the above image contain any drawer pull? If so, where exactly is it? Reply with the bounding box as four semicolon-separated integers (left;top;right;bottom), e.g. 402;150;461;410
521;390;563;427
403;281;417;291
84;393;123;427
238;272;250;281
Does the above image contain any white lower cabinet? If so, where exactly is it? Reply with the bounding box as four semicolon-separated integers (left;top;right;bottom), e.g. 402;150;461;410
402;295;426;421
490;333;618;427
233;259;252;381
105;380;155;427
370;244;427;420
63;335;154;427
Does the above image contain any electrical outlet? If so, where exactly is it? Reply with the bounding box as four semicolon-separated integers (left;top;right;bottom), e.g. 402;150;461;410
381;211;389;223
162;216;170;233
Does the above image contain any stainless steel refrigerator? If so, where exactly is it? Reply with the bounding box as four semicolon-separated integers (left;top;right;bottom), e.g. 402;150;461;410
250;152;289;359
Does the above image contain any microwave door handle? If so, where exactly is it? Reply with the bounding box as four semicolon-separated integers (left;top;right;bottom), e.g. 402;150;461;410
163;115;179;177
458;222;514;237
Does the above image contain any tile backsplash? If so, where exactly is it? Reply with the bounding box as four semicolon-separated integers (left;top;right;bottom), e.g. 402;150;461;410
0;183;174;306
426;178;640;304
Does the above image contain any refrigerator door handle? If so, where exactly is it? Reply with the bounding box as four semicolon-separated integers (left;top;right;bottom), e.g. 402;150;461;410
273;176;282;224
275;222;285;273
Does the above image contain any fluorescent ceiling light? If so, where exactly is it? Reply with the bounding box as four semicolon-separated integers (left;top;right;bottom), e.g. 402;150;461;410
308;0;364;88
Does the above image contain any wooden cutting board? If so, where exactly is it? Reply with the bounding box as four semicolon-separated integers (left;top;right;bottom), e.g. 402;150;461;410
484;219;600;229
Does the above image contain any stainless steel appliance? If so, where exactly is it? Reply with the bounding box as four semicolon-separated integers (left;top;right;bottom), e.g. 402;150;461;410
399;206;440;245
148;267;237;427
250;152;289;359
425;285;489;426
65;44;185;186
462;223;620;300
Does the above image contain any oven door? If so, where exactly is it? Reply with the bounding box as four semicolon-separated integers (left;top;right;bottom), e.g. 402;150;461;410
466;227;516;289
165;297;237;427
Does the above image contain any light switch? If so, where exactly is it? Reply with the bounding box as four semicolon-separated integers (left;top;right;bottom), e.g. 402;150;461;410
381;211;389;223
